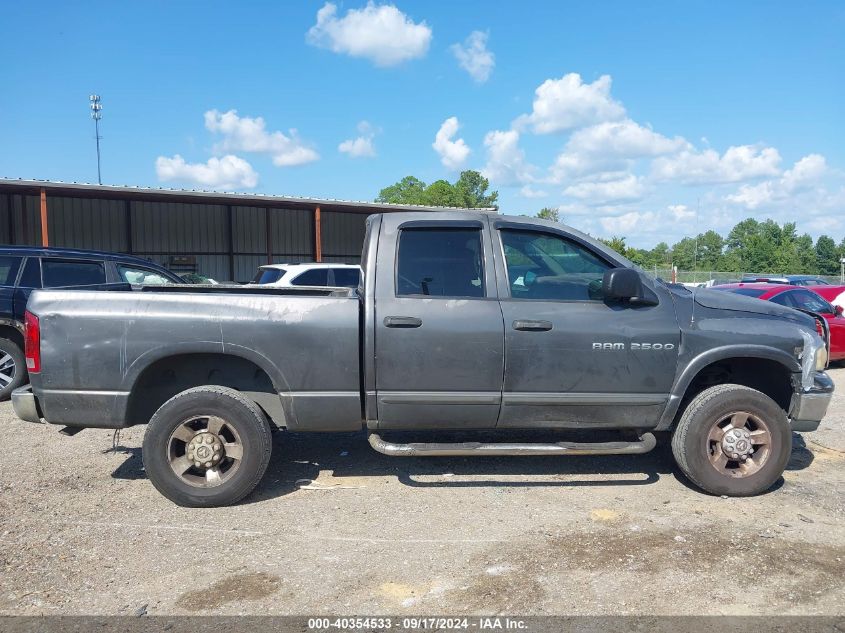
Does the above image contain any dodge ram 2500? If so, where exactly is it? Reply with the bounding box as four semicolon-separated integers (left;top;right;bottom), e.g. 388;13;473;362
12;212;834;506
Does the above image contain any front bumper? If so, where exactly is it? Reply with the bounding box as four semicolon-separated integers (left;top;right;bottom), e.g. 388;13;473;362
789;371;834;432
12;385;43;424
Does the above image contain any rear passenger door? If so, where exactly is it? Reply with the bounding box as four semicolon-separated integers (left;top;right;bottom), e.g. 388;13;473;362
373;215;504;429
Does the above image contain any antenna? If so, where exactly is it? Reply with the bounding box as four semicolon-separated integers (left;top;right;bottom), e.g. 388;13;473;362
89;94;103;184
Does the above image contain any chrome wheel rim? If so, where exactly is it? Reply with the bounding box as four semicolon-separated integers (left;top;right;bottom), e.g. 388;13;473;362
706;411;772;477
0;353;16;389
167;415;244;487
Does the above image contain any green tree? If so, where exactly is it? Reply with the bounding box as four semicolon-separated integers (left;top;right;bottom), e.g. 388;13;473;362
599;236;627;255
376;176;427;204
696;230;725;270
815;235;839;274
670;237;697;270
536;207;560;222
376;170;498;209
421;180;462;207
796;234;818;274
454;170;498;208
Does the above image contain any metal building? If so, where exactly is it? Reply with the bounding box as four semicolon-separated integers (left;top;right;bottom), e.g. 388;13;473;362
0;179;492;282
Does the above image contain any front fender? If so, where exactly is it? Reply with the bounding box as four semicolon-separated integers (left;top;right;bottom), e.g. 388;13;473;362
656;344;800;430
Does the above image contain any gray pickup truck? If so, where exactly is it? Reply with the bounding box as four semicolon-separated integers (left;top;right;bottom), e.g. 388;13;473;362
13;212;834;506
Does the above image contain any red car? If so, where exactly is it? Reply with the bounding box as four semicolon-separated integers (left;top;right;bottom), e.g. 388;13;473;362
714;283;845;362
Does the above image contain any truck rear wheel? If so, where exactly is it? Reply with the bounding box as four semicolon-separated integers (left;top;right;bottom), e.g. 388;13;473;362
0;337;26;401
142;386;272;507
671;384;792;497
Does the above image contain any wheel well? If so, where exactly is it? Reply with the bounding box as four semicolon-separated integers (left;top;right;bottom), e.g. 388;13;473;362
126;353;277;425
678;357;793;423
0;325;24;351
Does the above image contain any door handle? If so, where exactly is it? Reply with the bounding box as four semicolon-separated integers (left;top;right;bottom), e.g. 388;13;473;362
512;319;553;332
384;316;423;328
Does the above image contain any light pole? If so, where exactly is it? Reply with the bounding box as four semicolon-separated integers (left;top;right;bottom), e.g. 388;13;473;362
89;94;103;184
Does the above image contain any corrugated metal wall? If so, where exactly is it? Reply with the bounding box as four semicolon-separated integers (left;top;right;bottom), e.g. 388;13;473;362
322;211;366;263
0;194;10;245
3;194;43;245
50;196;128;252
0;192;371;282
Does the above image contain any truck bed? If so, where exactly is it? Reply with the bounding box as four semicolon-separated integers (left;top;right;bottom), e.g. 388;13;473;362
25;285;362;431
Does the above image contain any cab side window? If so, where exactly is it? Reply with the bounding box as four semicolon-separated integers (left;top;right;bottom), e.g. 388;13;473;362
499;229;609;301
396;228;484;298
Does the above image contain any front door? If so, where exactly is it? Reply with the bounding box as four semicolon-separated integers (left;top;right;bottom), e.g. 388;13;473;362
374;215;504;429
491;222;680;429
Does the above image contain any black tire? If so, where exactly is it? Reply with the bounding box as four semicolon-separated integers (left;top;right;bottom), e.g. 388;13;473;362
671;384;792;497
0;337;27;401
142;386;272;507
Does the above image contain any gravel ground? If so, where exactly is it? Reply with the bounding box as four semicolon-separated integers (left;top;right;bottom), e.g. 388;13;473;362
1;369;843;616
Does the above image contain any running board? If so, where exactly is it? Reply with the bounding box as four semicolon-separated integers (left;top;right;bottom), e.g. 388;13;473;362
367;432;656;457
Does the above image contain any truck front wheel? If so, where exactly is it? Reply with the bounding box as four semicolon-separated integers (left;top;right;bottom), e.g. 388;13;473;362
671;384;792;496
142;386;272;507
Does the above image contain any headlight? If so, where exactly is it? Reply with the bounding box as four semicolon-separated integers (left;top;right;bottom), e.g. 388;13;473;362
799;330;826;390
816;344;828;371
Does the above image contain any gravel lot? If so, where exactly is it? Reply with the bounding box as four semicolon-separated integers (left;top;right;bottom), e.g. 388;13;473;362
1;368;843;616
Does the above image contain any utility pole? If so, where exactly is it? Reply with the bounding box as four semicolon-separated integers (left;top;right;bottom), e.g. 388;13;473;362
89;94;103;184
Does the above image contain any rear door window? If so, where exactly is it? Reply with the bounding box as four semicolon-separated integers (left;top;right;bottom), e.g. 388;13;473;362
396;228;484;297
41;259;107;287
291;268;329;286
0;256;22;286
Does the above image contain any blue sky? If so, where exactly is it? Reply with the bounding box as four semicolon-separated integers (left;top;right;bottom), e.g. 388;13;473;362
2;0;843;247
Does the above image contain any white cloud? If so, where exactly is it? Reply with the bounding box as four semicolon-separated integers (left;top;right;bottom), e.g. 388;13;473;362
551;119;689;181
519;185;548;198
481;129;535;185
450;31;494;83
306;2;431;67
564;174;645;205
668;204;696;221
432;117;471;170
339;121;377;158
651;144;781;184
515;73;626;134
205;109;319;167
155;154;258;190
726;154;828;209
600;211;657;234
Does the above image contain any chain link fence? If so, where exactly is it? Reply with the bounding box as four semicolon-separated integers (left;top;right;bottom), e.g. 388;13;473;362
648;269;845;286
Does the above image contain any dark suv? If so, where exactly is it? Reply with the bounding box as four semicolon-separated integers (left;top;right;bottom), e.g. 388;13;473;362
0;246;182;399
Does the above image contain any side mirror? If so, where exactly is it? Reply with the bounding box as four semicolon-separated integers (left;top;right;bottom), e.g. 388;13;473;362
836;304;844;316
602;267;644;302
